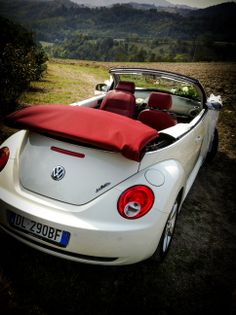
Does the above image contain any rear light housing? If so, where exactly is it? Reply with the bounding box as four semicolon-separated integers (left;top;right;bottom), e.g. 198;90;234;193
117;185;154;219
0;147;10;172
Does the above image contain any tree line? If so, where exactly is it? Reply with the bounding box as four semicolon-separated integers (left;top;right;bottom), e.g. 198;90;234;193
1;0;236;64
44;34;236;62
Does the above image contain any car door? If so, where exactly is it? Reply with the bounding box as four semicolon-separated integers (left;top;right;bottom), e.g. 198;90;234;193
182;113;206;177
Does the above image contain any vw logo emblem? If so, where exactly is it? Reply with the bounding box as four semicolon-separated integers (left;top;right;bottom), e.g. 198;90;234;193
51;165;66;181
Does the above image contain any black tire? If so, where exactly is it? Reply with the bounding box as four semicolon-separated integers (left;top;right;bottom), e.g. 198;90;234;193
151;196;180;263
205;128;218;163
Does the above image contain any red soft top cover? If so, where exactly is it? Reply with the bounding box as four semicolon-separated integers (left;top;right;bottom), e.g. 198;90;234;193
5;105;158;161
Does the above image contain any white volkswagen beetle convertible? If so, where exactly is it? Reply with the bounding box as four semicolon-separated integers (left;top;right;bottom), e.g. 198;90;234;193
0;68;222;265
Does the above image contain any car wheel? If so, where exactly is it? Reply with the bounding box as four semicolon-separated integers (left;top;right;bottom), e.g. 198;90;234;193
205;128;218;163
152;197;179;263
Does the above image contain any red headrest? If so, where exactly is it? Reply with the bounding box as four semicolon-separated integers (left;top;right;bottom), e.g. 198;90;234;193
115;81;135;94
148;92;172;110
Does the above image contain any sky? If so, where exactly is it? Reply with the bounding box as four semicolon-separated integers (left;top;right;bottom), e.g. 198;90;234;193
166;0;235;7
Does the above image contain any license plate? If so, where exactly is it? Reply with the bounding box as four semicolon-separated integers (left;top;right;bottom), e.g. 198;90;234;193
8;212;70;247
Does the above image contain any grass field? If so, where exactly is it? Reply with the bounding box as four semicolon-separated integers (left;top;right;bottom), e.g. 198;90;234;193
18;59;109;104
0;59;236;315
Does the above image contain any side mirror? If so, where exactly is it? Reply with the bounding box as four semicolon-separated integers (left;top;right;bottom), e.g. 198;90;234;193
95;83;108;93
207;94;222;111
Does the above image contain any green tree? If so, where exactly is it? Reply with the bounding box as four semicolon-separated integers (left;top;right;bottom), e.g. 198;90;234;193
0;16;48;114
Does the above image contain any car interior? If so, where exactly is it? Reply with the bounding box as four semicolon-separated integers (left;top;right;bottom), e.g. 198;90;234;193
98;80;201;131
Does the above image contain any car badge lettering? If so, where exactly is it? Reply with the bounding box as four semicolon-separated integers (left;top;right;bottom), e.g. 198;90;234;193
96;182;111;193
51;166;66;181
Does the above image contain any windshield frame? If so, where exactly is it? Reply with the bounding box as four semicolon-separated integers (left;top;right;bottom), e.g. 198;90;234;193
109;67;207;107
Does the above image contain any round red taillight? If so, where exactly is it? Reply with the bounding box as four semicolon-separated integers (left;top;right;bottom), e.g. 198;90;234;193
117;185;154;219
0;147;10;172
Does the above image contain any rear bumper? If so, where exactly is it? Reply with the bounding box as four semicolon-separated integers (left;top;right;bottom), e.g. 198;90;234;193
0;192;168;265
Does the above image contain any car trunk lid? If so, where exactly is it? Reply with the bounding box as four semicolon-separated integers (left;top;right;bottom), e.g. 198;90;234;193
19;132;139;205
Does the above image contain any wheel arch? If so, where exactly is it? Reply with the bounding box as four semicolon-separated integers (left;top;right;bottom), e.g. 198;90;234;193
177;187;184;213
146;159;186;215
151;188;183;262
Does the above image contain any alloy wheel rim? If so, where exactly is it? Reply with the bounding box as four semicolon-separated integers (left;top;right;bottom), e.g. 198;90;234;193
162;202;178;253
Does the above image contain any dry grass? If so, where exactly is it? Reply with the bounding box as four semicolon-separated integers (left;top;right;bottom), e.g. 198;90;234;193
18;59;108;105
0;59;236;315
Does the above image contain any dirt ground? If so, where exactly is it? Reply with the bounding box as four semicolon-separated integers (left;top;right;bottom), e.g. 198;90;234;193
0;62;236;315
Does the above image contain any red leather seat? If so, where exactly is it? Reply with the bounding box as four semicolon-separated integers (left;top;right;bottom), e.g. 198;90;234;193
115;81;135;94
100;81;136;118
138;92;177;131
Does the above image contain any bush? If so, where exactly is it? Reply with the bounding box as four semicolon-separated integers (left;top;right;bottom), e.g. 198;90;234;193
0;16;48;115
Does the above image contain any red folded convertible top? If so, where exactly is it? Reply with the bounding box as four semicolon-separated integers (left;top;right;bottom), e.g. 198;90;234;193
5;105;158;161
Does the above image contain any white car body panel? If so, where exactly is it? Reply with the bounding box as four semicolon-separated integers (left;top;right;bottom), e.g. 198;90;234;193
71;94;104;107
0;148;182;264
19;132;138;205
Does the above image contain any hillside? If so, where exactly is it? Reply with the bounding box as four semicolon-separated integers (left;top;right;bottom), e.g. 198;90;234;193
70;0;175;7
1;0;235;41
0;0;236;61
